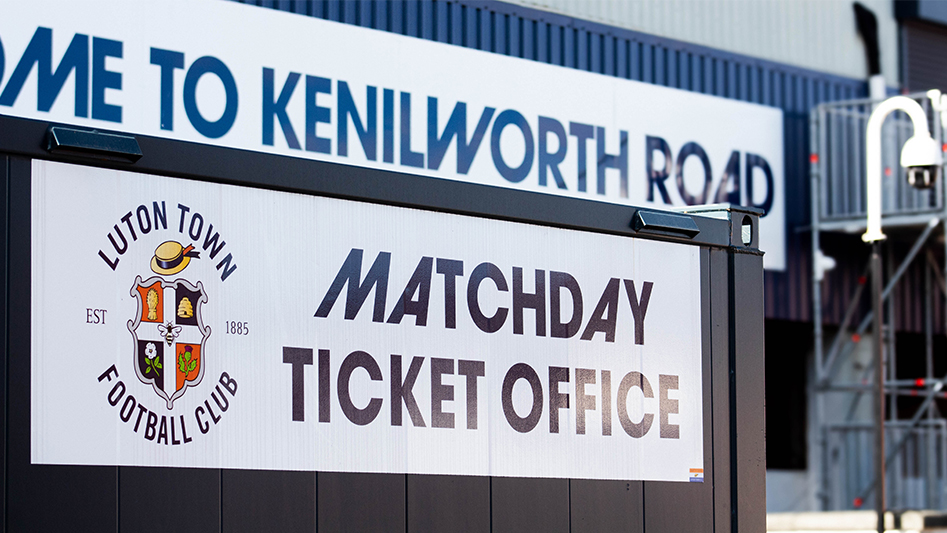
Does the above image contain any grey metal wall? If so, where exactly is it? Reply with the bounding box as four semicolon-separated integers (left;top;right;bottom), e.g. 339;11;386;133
237;0;869;326
508;0;900;86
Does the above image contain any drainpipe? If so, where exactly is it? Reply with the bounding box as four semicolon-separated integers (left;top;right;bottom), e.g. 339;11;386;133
854;2;886;100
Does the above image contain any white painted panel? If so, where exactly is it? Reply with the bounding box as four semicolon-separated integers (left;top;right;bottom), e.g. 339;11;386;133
0;0;785;269
31;160;705;482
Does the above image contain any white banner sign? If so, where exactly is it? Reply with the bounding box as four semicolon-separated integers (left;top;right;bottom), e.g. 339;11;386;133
32;160;704;482
2;0;784;269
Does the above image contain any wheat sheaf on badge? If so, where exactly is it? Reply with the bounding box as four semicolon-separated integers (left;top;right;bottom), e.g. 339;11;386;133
127;240;211;410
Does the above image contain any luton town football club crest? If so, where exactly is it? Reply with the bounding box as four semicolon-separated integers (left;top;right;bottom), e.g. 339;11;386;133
128;240;210;409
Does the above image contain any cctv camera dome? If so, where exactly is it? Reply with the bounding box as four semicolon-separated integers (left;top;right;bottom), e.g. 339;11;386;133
900;134;943;168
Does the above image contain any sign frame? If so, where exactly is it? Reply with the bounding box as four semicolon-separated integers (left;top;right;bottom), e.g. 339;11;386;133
1;112;765;532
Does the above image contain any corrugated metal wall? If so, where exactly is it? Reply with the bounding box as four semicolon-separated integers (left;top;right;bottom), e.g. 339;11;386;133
508;0;900;87
903;20;947;92
236;0;870;325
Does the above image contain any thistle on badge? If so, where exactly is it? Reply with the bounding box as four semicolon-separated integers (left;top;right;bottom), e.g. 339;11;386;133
179;345;198;379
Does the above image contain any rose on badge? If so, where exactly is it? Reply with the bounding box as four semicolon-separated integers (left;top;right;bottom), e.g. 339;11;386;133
144;342;162;377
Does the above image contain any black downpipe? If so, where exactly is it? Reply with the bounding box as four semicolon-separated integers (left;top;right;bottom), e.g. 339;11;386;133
855;2;882;76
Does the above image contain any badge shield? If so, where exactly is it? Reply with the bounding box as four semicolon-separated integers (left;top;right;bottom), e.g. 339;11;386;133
128;276;210;409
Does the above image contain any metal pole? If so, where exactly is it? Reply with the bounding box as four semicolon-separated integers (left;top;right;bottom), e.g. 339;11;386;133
926;258;936;509
822;219;940;385
872;241;885;533
811;105;830;509
885;247;898;510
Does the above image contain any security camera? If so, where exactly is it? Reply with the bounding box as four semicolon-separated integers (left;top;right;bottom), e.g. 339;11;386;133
907;165;939;189
900;134;943;190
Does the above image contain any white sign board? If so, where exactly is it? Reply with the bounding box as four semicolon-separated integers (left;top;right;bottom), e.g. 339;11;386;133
1;0;784;269
32;160;704;482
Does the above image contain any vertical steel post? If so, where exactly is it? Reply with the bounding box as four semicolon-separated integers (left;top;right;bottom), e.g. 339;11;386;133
872;241;886;533
940;92;947;512
811;105;830;509
885;248;898;510
925;257;936;509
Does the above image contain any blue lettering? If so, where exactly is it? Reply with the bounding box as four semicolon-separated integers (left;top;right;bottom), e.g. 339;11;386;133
383;88;394;163
675;142;712;205
305;75;331;154
338;81;376;160
596;127;628;197
0;27;88;118
745;153;774;214
400;92;424;168
538;116;567;189
490;109;534;183
262;68;301;149
0;34;5;87
568;122;594;192
92;37;122;123
183;56;238;139
150;48;184;131
427;98;494;174
645;135;673;204
714;150;741;204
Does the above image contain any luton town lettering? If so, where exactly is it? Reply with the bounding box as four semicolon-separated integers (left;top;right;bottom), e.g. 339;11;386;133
0;26;775;217
96;201;237;281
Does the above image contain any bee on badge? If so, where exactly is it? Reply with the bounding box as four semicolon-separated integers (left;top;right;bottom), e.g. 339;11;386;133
157;321;182;346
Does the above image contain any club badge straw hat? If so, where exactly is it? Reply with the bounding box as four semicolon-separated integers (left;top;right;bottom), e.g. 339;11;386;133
151;240;200;275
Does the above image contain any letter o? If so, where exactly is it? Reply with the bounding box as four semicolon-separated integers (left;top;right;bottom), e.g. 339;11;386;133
120;394;137;422
501;363;543;433
183;56;239;139
108;380;126;406
491;109;535;183
136;205;152;235
674;142;712;205
189;212;204;241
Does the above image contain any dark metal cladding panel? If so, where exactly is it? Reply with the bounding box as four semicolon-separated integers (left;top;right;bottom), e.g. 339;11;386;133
0;155;7;531
733;251;767;533
643;482;712;532
120;467;221;533
708;248;731;533
318;472;406;533
903;20;947;93
4;157;119;533
406;474;490;533
569;479;643;533
491;477;569;533
222;470;315;533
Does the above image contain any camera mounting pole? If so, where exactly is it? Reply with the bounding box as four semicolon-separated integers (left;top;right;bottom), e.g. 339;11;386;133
863;92;942;533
